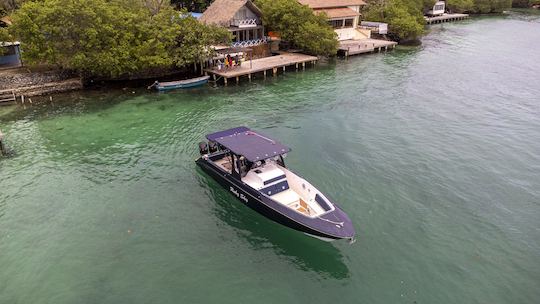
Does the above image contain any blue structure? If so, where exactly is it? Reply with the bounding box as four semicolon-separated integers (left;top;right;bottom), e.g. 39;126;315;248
0;42;22;68
188;12;203;19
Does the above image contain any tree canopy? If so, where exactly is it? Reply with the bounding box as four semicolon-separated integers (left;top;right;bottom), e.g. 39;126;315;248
8;0;230;78
363;0;427;42
255;0;338;56
471;0;512;12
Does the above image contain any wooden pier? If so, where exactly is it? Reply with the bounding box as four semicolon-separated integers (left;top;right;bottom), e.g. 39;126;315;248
425;13;469;24
339;38;398;57
205;52;318;85
0;89;16;106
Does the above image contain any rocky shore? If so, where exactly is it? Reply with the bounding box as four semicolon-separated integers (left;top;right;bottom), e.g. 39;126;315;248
0;67;82;102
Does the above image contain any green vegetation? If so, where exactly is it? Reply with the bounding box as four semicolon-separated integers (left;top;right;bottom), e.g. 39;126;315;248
471;0;512;12
364;0;513;41
511;0;527;7
363;0;429;42
171;0;213;12
446;0;474;12
446;0;513;13
256;0;338;56
7;0;229;78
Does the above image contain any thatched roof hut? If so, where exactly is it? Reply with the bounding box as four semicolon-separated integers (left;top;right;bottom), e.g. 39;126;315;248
200;0;263;27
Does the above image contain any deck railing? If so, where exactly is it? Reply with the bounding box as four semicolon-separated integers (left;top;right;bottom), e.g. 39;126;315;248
231;18;258;28
231;37;268;48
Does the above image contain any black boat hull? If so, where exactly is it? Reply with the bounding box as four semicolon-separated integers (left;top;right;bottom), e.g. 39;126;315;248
196;157;355;241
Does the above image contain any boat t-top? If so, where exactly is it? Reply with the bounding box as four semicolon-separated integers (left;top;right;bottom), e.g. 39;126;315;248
196;127;356;242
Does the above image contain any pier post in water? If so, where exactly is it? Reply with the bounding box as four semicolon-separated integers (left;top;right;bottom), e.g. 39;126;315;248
0;130;6;157
302;62;305;70
273;68;277;77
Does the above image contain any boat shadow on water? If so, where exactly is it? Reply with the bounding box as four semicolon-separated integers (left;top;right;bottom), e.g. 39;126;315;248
196;170;350;280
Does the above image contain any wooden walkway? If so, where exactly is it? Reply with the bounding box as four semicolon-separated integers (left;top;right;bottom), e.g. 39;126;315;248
425;13;469;24
339;38;398;57
205;52;318;85
0;89;16;106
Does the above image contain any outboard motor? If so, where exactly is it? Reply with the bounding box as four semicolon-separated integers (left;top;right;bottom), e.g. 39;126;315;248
208;141;218;153
199;141;208;155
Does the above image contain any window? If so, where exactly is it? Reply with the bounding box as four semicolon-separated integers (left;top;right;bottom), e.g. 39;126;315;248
328;19;343;29
239;8;247;19
2;46;17;56
344;18;354;28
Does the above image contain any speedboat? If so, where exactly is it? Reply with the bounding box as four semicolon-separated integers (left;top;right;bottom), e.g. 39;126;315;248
196;127;356;243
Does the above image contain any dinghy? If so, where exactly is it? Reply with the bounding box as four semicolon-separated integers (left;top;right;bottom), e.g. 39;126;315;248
149;76;210;91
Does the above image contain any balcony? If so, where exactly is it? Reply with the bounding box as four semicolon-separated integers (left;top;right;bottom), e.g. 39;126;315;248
231;37;268;48
231;18;259;28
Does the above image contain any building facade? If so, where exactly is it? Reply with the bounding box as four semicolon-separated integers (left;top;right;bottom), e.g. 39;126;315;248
200;0;266;48
298;0;367;41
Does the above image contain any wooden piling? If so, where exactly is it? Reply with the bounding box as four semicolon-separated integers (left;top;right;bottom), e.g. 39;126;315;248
0;130;5;157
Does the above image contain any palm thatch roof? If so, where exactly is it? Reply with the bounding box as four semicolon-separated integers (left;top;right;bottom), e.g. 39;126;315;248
200;0;262;27
0;16;13;26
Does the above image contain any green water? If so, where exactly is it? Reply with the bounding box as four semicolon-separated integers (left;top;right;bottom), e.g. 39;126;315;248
1;12;540;304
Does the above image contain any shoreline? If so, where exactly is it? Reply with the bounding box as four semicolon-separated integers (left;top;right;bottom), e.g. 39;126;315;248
1;9;537;103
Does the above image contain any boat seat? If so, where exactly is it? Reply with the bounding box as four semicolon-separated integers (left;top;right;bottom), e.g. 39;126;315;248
297;199;311;215
222;161;232;171
271;189;299;206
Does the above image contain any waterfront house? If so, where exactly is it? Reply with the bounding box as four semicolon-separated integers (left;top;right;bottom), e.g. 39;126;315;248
200;0;266;48
298;0;368;41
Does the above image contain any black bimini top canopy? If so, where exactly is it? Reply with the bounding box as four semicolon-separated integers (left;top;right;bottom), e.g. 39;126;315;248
206;127;291;162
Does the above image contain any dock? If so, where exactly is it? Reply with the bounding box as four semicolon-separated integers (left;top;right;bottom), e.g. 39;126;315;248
205;52;318;85
425;13;469;24
0;89;16;106
338;38;398;57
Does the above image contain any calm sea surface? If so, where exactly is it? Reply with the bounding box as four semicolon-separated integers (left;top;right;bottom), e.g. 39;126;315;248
1;11;539;304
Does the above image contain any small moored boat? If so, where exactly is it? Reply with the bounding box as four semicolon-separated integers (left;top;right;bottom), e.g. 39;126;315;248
196;127;356;243
149;76;210;91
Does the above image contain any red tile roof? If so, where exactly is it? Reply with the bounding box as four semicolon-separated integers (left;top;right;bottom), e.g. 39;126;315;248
316;8;360;18
298;0;366;9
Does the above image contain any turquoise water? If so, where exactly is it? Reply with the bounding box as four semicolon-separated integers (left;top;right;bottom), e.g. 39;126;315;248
1;12;540;303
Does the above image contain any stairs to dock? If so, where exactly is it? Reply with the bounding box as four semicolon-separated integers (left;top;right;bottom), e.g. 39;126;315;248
0;89;16;105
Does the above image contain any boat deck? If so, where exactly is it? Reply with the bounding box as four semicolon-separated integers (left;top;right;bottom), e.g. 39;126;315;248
205;52;318;85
